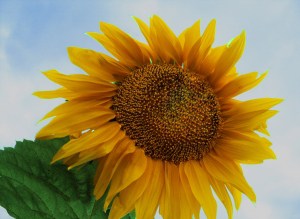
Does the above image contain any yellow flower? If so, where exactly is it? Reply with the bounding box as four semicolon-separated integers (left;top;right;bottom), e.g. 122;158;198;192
35;15;282;219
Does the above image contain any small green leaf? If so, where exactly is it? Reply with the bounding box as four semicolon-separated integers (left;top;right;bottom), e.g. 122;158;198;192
0;138;135;219
122;210;136;219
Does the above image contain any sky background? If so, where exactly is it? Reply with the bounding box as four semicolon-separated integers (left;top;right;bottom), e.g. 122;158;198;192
0;0;299;218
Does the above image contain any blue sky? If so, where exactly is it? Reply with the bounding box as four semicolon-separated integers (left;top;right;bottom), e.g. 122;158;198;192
0;0;299;218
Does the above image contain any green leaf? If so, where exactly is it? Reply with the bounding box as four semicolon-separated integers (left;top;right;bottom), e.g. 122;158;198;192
0;138;135;219
122;210;136;219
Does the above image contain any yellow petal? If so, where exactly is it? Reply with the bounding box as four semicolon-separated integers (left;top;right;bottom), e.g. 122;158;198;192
197;19;216;65
223;98;283;118
148;17;166;62
162;163;195;219
34;87;115;101
134;40;156;62
62;153;80;166
100;22;146;66
68;47;125;81
179;181;195;219
104;149;147;210
224;110;278;130
67;131;126;169
210;31;246;83
160;163;191;219
94;137;135;199
215;136;276;163
203;154;256;202
211;66;239;91
184;160;217;219
206;175;233;219
41;99;111;120
179;163;201;219
109;158;153;219
133;17;155;53
42;70;116;92
222;130;272;147
152;15;182;63
217;71;267;98
86;32;120;62
188;19;216;73
227;184;242;209
94;156;107;184
135;159;164;219
51;122;121;162
179;19;201;58
159;176;170;219
133;16;150;41
201;45;226;76
186;37;201;69
33;87;72;99
256;121;270;136
224;130;272;147
36;109;115;139
178;26;187;47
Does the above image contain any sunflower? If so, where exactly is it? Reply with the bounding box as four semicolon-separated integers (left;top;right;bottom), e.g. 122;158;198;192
35;15;281;219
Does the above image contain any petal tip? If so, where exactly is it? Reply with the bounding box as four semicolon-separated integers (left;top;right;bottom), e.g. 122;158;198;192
241;30;246;37
210;18;217;25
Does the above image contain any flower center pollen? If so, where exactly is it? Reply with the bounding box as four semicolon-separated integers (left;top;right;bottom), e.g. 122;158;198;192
112;64;222;164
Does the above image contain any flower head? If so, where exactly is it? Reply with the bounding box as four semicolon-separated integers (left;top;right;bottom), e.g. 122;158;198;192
35;15;282;219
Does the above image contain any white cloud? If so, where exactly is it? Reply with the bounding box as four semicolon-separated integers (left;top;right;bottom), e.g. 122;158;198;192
0;25;11;67
0;68;62;147
0;25;62;147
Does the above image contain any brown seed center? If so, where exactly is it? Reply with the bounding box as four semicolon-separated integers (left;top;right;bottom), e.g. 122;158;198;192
112;64;222;164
